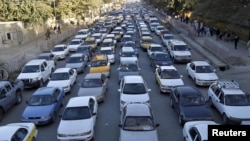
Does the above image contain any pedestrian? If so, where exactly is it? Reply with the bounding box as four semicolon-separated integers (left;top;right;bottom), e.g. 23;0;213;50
57;25;61;34
45;28;50;40
234;34;239;49
247;39;250;57
54;26;57;34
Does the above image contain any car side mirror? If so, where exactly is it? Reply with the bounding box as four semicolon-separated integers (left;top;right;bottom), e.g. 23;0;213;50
138;68;141;70
92;113;97;116
118;89;121;92
117;68;121;70
180;75;183;78
148;89;151;92
155;123;160;127
118;124;122;128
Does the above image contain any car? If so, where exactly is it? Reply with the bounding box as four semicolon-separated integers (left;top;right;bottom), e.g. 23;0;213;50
118;75;151;111
101;38;116;51
155;25;165;36
166;39;191;63
147;44;165;57
51;44;69;60
118;103;160;141
0;122;38;141
100;47;115;64
91;33;104;45
120;47;138;62
186;61;219;86
170;86;214;125
207;80;250;125
65;53;88;73
47;68;77;94
123;41;139;57
78;73;108;102
140;36;154;51
149;22;160;32
183;121;219;141
57;96;98;141
89;54;110;77
150;52;173;70
21;87;65;125
120;35;133;46
84;37;98;51
155;65;184;93
75;28;90;40
105;34;117;44
111;31;122;41
37;52;57;66
67;38;83;52
161;33;174;47
117;57;141;82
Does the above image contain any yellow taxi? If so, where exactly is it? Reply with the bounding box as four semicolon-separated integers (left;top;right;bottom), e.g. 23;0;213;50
140;36;154;51
89;54;110;77
84;37;97;51
111;31;122;41
101;38;116;51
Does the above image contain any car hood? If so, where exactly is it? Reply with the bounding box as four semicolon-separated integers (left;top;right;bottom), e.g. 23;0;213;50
78;87;102;96
195;73;218;80
121;93;149;103
160;79;184;86
68;45;79;48
17;73;40;79
65;63;83;68
22;105;54;117
52;51;64;55
58;118;92;134
47;80;69;87
181;106;213;120
225;105;250;119
120;130;158;141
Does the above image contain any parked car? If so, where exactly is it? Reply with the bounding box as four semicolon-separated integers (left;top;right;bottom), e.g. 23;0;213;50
119;103;160;141
21;87;65;125
57;96;98;141
78;73;108;102
118;75;151;111
207;80;250;125
170;86;214;125
47;68;77;94
0;122;38;141
65;53;88;73
186;61;219;86
155;65;184;93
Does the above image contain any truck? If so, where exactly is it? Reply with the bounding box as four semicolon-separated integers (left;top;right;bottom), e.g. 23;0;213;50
0;80;24;121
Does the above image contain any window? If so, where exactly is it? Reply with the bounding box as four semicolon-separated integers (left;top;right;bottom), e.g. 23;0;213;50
11;128;28;141
5;84;12;92
6;32;12;40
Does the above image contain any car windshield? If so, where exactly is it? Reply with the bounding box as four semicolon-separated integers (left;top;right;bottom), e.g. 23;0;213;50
123;116;154;131
100;50;113;55
181;95;206;106
225;95;250;106
142;39;152;43
52;47;64;52
151;47;163;51
37;56;49;60
102;42;113;47
196;66;213;73
160;69;180;79
120;63;138;72
122;37;132;42
21;65;40;73
173;45;188;51
121;52;136;57
124;43;136;47
67;57;83;63
51;72;69;80
91;60;107;67
77;31;87;35
69;41;81;45
85;40;95;44
123;83;146;94
155;54;171;61
28;95;53;106
163;35;173;40
81;78;102;87
62;106;91;120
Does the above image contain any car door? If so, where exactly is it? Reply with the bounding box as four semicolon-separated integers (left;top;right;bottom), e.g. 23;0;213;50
101;74;108;94
0;88;13;111
69;69;77;86
42;62;50;81
89;98;97;125
155;68;161;85
173;89;181;114
215;92;225;114
53;88;62;112
188;63;196;79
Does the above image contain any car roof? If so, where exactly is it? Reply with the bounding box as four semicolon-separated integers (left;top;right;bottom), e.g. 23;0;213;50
123;75;143;83
66;96;94;107
25;59;46;65
54;68;71;73
71;38;82;41
141;36;152;40
0;125;19;140
100;47;113;50
176;86;201;96
125;103;152;117
92;33;102;36
92;54;107;61
215;80;245;95
84;73;103;79
169;39;187;45
69;53;84;57
54;44;66;48
85;37;95;41
78;29;89;32
150;44;162;47
122;47;134;52
34;87;57;95
191;61;210;66
160;65;177;70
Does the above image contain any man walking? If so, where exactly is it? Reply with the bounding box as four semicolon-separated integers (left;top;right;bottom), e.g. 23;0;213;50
234;34;239;49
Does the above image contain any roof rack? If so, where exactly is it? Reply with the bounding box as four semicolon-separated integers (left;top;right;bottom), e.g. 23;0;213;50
218;80;240;89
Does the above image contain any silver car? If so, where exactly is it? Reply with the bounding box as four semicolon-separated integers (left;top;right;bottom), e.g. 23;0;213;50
77;73;108;102
119;103;160;141
65;53;88;73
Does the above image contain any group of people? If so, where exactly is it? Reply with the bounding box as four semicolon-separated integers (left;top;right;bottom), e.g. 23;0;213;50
45;25;61;40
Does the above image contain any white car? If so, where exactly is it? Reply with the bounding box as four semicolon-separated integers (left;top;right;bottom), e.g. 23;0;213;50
208;80;250;125
47;68;77;94
119;103;160;141
118;75;151;111
147;44;164;57
100;47;115;64
183;121;219;141
186;61;219;86
75;28;90;40
155;25;165;36
51;44;69;60
155;65;184;93
91;33;104;45
57;96;98;141
0;122;38;141
161;34;174;47
67;38;83;52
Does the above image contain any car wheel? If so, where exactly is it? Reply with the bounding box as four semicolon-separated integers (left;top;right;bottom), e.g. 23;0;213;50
222;114;229;124
187;71;191;78
178;115;184;126
0;108;3;121
32;137;36;141
61;98;65;107
208;98;214;107
15;91;22;105
170;98;174;108
39;79;44;87
51;113;56;123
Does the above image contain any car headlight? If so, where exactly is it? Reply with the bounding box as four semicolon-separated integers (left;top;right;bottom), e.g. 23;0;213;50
40;115;50;119
120;100;126;105
31;77;39;82
80;130;91;136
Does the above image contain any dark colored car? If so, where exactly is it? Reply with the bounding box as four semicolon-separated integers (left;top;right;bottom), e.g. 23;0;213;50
150;52;173;70
76;45;92;61
170;86;214;126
